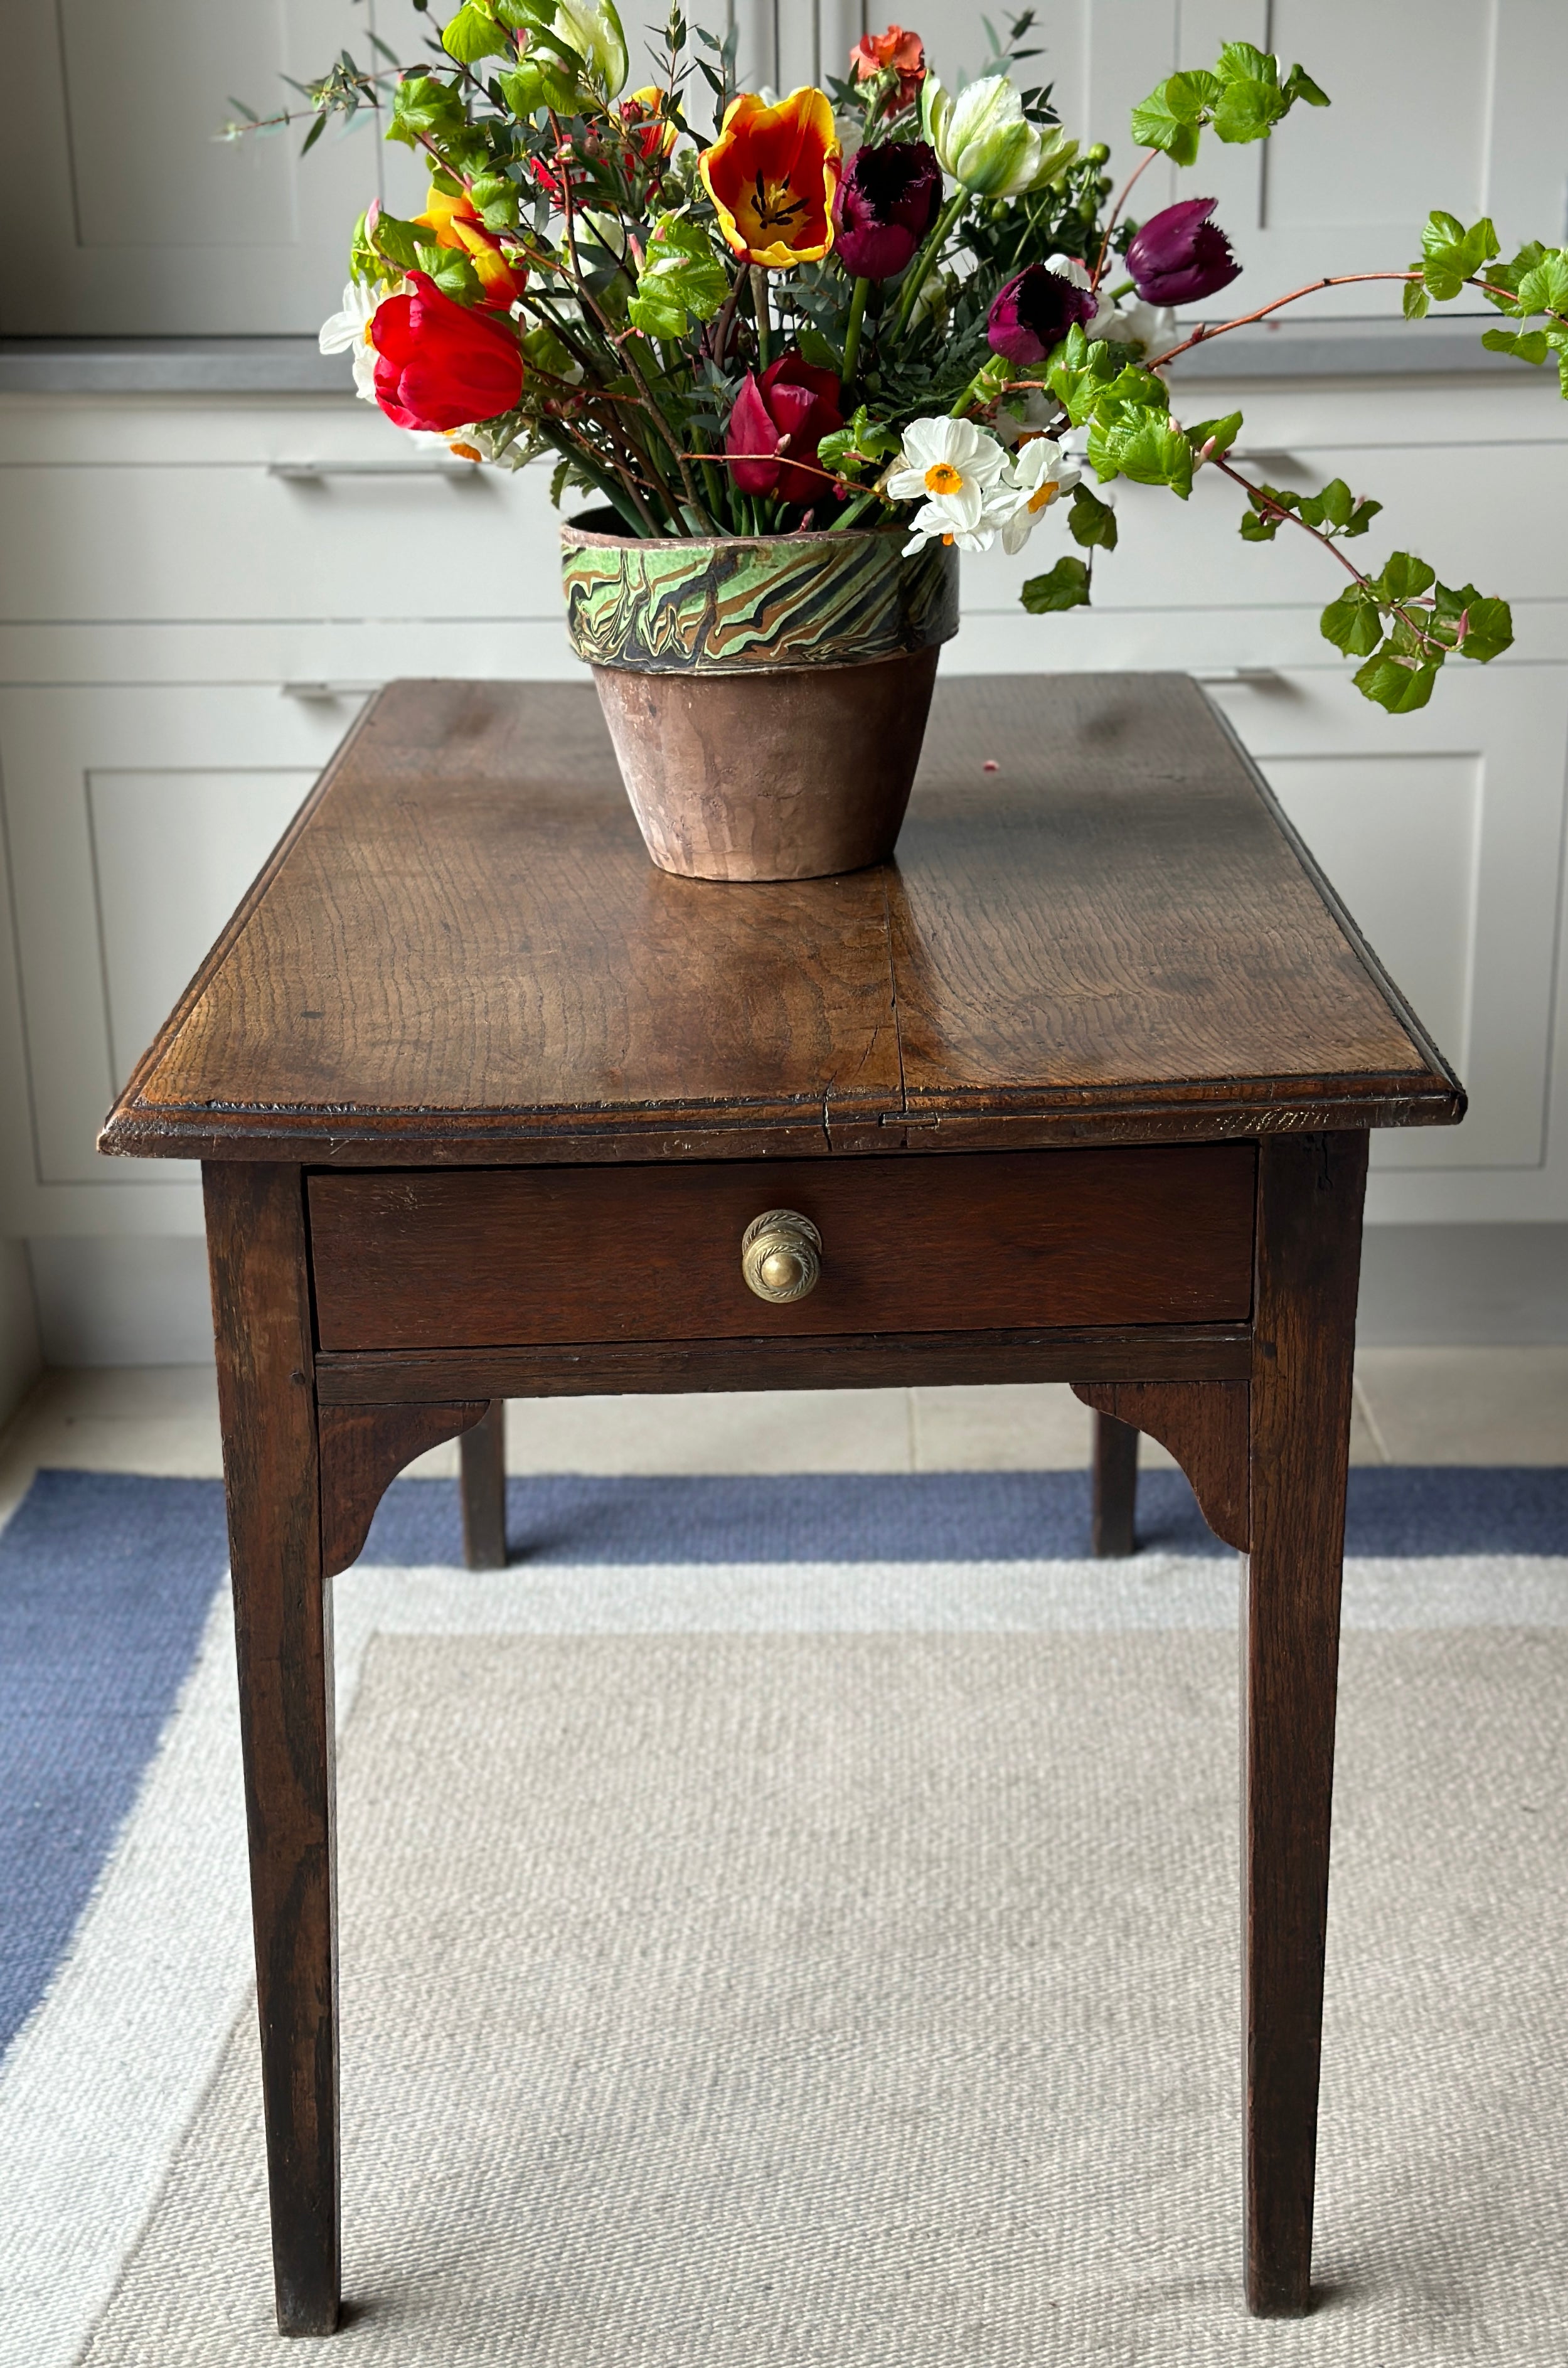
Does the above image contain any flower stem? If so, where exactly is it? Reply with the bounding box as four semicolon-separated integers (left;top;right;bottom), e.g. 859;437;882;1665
827;486;883;531
841;277;872;384
890;188;968;343
750;265;771;370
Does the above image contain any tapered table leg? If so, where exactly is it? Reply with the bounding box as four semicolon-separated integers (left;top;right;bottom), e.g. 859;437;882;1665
1092;1411;1138;1556
459;1399;507;1569
205;1162;339;2337
1242;1131;1367;2316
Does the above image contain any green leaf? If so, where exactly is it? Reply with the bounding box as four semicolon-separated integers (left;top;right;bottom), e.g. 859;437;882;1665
1421;209;1500;302
467;170;519;228
1186;410;1242;461
1402;280;1431;321
1283;63;1330;107
1353;646;1441;713
1211;72;1289;143
1215;41;1277;85
1101;363;1170;413
1088;408;1193;497
1481;326;1549;363
1431;583;1513;663
795;325;840;374
1128;72;1212;166
388;72;474;149
626;211;728;340
1375;550;1436;602
1020;555;1091;613
1517;250;1568;318
1044;323;1124;426
367;209;424;270
1068;482;1119;549
1319;585;1384;656
1239;507;1280;541
442;1;511;62
1237;483;1296;540
413;242;483;301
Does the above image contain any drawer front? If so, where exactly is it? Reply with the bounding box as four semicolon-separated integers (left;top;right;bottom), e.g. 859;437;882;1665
308;1146;1256;1353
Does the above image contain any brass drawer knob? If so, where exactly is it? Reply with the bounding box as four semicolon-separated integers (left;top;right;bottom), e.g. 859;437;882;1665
741;1209;822;1303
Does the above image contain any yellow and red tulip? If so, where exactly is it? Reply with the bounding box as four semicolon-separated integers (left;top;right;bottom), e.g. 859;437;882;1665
415;185;526;308
619;85;678;164
699;88;840;269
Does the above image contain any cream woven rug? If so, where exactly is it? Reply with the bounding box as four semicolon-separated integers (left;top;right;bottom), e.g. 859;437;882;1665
51;1565;1568;2365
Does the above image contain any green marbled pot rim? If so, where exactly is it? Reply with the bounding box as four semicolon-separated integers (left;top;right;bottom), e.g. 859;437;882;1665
560;509;960;675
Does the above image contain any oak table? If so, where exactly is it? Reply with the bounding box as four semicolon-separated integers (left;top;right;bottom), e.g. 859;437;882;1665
100;673;1464;2336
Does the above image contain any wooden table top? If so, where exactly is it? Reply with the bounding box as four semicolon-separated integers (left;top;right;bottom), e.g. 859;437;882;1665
99;673;1464;1168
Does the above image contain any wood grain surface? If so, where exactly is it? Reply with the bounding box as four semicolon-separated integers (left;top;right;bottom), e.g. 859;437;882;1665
1075;1378;1251;1550
316;1399;489;1579
99;676;1464;1166
311;1322;1255;1404
203;1163;339;2335
307;1144;1256;1350
1242;1130;1367;2314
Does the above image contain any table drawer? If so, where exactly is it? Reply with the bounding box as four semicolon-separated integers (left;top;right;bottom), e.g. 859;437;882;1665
307;1146;1256;1353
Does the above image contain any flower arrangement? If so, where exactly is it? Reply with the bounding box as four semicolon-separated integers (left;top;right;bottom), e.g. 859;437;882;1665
238;5;1568;714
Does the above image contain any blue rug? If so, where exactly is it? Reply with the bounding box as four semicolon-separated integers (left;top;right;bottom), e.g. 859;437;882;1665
3;1463;1567;2365
5;1464;1568;2067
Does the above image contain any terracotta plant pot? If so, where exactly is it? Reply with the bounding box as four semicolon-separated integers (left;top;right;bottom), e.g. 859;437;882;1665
560;511;959;881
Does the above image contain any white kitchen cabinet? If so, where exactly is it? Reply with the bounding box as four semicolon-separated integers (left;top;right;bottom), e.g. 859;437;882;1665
0;682;353;1209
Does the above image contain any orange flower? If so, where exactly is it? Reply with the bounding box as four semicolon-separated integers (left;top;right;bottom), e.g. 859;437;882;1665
699;88;841;269
850;24;926;114
619;85;678;163
415;185;526;309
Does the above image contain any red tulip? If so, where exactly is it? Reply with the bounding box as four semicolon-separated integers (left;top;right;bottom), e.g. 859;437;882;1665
725;351;844;506
371;272;525;432
831;139;941;280
1126;198;1240;306
986;264;1097;365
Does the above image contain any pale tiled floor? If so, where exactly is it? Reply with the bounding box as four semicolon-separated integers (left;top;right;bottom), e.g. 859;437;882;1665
1;1352;1565;1532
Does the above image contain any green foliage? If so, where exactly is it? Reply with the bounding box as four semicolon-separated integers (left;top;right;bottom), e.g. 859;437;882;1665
1131;45;1326;165
1402;280;1430;320
817;406;902;479
1318;585;1384;657
1419;211;1499;301
360;208;424;274
1068;482;1118;549
1237;476;1380;542
388;73;472;147
413;242;485;301
1475;238;1568;393
1087;405;1193;496
442;2;511;63
1043;323;1123;424
1020;555;1091;612
1185;410;1242;461
627;214;727;339
1314;556;1513;712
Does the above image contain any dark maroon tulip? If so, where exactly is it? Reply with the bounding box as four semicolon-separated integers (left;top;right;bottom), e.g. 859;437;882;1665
986;263;1097;365
725;351;844;506
832;139;941;280
1126;198;1240;306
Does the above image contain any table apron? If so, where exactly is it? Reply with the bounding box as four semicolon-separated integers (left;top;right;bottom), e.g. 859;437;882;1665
311;1325;1254;1404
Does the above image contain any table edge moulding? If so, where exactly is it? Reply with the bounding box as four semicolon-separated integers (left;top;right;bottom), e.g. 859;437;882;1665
99;673;1464;2337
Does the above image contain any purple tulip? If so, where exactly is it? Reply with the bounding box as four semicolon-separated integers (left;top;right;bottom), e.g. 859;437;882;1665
1125;198;1241;306
832;139;942;280
986;264;1097;366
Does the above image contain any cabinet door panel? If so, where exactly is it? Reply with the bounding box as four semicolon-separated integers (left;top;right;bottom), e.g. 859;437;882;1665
1203;665;1568;1177
0;686;356;1186
1175;0;1568;318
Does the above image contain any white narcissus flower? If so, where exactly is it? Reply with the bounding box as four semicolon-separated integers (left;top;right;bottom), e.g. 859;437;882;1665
887;416;1010;553
920;73;1078;198
319;280;383;402
996;437;1082;554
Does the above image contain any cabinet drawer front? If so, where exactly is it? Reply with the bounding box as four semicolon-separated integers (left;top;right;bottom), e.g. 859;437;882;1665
308;1146;1256;1352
